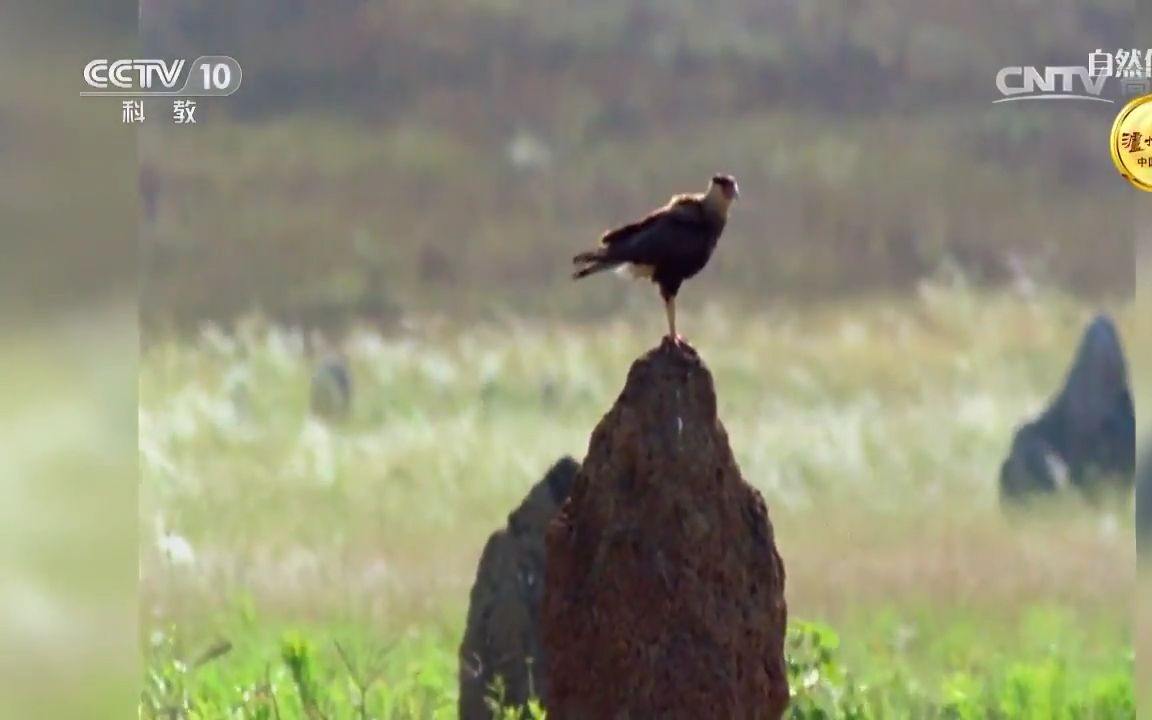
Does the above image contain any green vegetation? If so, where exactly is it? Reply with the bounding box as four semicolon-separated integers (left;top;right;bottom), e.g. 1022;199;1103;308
140;287;1138;718
140;619;1133;719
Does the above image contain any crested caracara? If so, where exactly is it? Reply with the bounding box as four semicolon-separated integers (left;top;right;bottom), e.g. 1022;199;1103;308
572;174;739;343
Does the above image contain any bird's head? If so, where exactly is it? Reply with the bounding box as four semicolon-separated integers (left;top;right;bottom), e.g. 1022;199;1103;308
704;174;739;215
710;174;739;199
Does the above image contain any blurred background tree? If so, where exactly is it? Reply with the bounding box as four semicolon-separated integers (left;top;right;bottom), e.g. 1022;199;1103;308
137;0;1136;335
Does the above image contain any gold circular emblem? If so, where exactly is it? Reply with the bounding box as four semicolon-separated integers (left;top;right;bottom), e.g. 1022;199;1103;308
1110;93;1152;192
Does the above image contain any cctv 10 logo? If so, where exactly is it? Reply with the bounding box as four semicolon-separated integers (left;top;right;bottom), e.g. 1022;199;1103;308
82;55;242;97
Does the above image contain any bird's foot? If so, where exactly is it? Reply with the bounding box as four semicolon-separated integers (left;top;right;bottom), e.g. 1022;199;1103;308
664;333;687;346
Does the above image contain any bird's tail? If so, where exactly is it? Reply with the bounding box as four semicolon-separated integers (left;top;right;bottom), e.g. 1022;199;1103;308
572;249;619;279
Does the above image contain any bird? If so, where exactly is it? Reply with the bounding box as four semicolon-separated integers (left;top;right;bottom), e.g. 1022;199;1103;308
571;174;739;344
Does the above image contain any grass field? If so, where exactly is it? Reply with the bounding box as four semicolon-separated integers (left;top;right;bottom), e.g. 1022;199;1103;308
139;284;1138;718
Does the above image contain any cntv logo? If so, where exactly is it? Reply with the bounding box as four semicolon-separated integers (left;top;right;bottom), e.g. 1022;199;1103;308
83;58;185;92
994;66;1112;104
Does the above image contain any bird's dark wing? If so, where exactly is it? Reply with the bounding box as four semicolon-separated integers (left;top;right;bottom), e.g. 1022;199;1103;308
599;196;701;247
602;200;712;264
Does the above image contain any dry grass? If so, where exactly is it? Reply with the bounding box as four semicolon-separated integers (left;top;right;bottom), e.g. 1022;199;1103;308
140;284;1137;688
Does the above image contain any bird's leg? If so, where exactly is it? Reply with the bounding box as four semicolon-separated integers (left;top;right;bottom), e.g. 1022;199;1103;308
663;294;682;345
